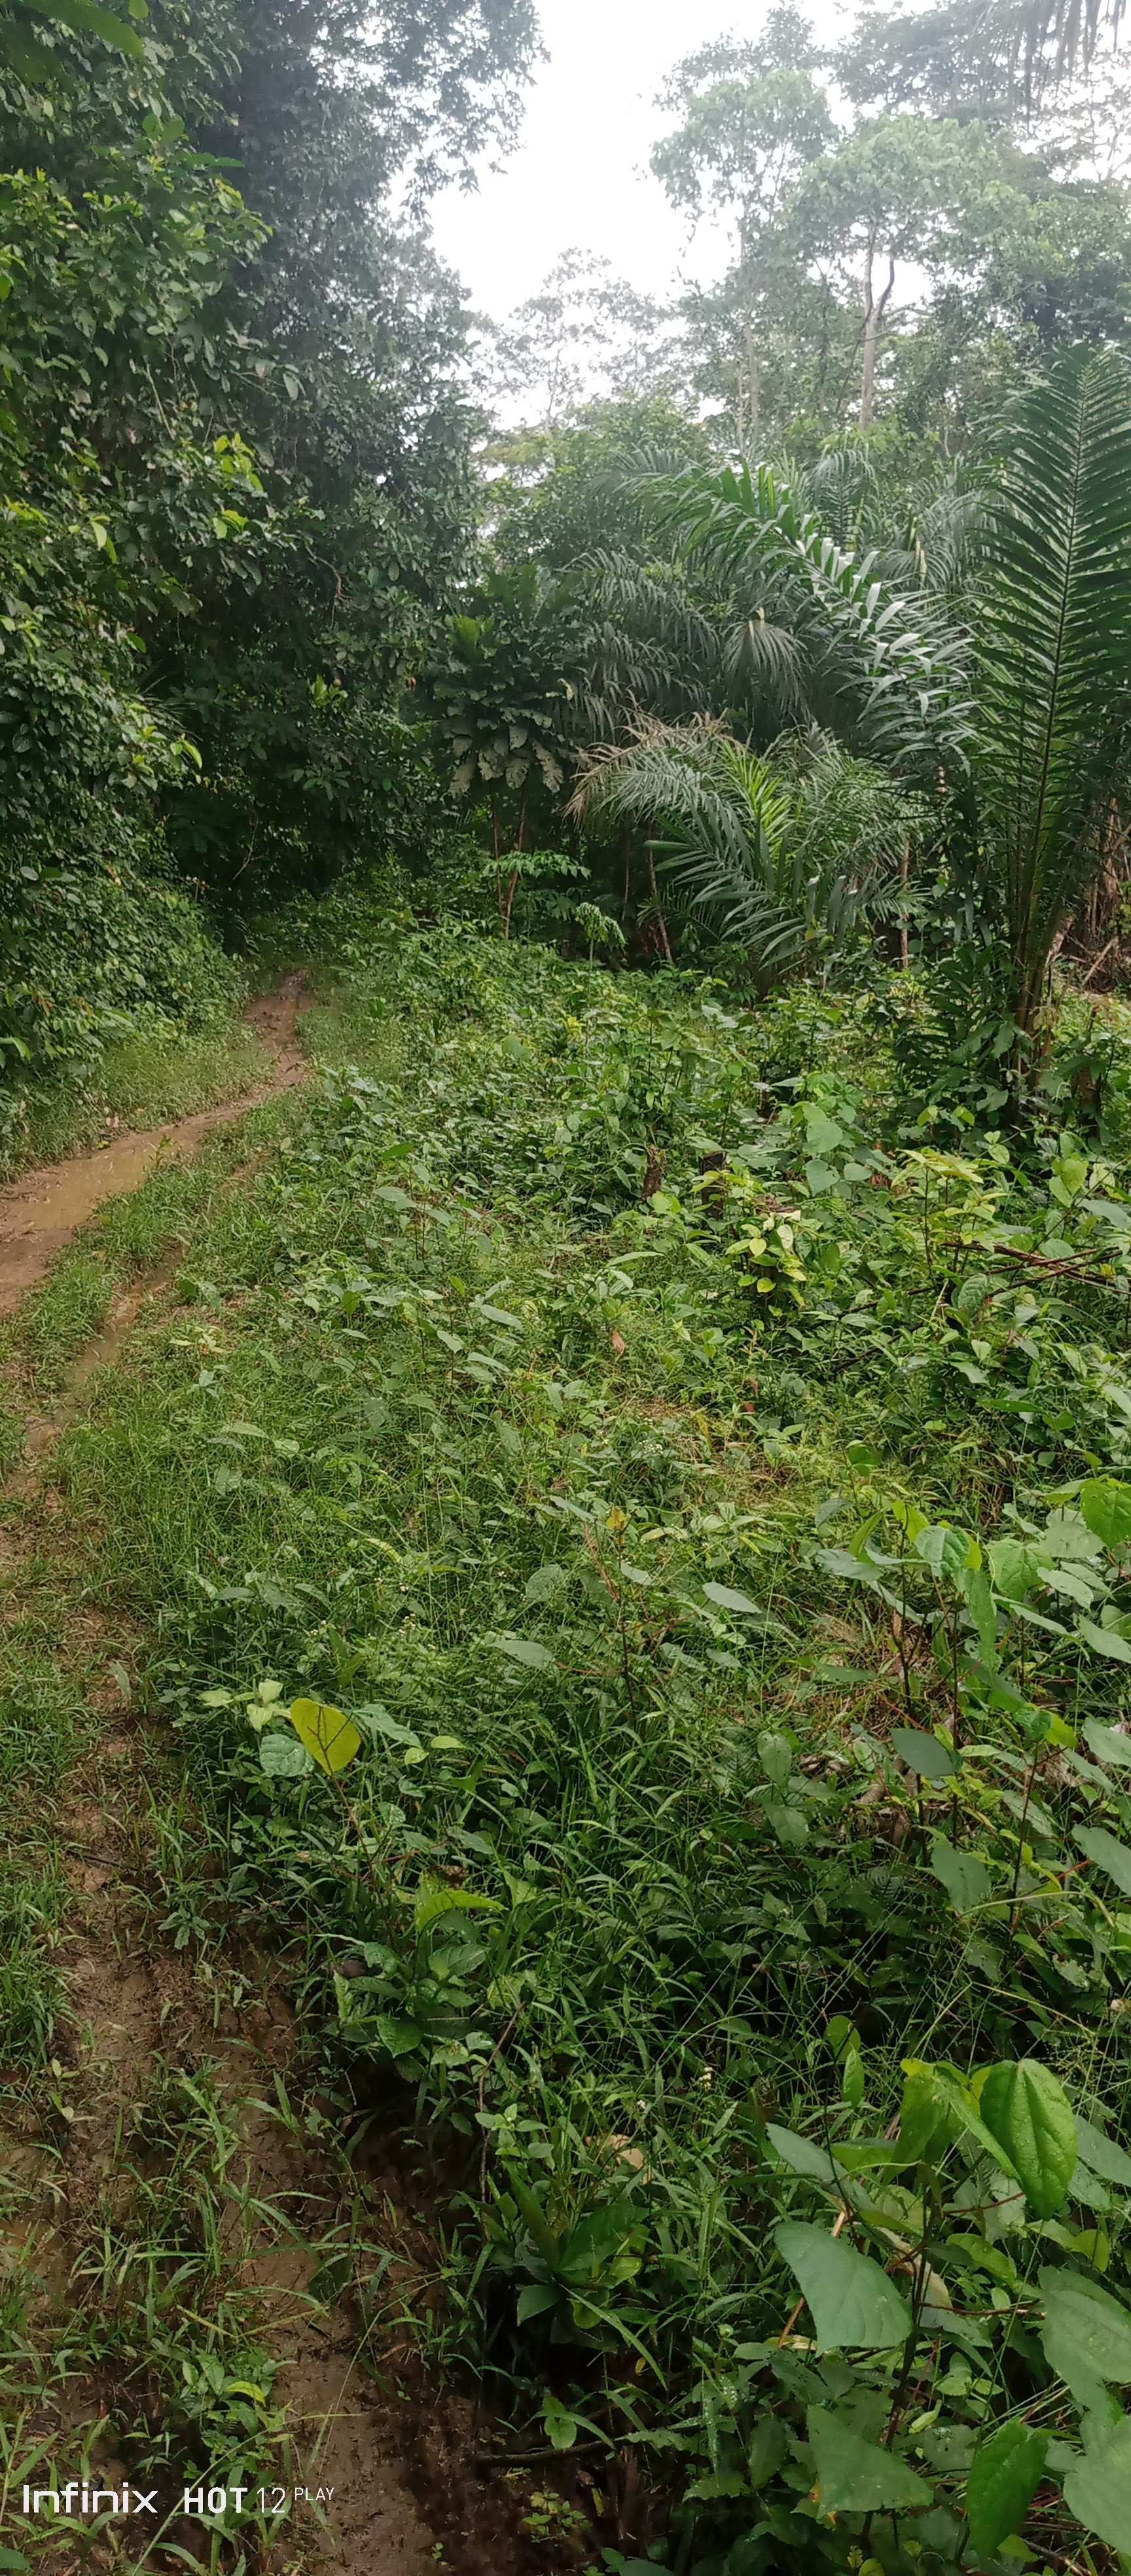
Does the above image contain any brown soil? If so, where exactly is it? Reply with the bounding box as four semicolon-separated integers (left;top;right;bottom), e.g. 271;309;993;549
0;975;315;1317
0;1001;590;2576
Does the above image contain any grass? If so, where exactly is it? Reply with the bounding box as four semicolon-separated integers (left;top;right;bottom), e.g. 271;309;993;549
0;1011;270;1182
6;920;1131;2570
0;1640;84;2079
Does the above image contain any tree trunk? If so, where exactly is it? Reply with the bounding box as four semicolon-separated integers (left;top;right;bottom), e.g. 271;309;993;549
745;316;759;439
860;243;895;431
648;850;673;965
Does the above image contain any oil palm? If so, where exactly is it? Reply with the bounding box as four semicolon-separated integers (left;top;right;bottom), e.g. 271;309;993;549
965;348;1131;1034
650;350;1131;1033
570;717;918;982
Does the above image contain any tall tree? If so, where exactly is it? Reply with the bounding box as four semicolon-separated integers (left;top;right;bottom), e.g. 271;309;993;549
651;20;833;443
0;0;541;908
837;0;1126;120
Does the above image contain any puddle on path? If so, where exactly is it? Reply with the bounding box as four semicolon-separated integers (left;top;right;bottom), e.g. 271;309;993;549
0;975;314;1316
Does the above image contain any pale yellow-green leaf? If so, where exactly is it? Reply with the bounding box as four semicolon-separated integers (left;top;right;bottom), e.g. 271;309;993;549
287;1698;362;1776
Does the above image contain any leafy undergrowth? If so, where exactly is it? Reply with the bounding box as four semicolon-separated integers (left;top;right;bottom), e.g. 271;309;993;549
32;921;1131;2575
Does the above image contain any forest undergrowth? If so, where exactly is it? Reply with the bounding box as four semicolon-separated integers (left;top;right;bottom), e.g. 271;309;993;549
7;920;1131;2575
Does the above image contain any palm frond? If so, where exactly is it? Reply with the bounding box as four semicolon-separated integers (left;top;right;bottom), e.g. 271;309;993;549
646;459;976;779
570;719;920;981
719;611;806;719
971;348;1131;1024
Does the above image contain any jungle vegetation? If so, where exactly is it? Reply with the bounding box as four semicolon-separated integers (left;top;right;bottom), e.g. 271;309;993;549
7;7;1131;2576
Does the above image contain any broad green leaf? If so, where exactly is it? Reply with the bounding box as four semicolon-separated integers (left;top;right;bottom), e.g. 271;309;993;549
897;2059;960;2162
1079;1617;1131;1666
930;1837;992;1912
765;2124;846;2187
489;1632;555;1670
765;1799;809;1850
524;1562;568;1605
803;1107;844;1155
1079;1477;1131;1550
842;2041;865;2109
978;2062;1076;2217
807;2408;930;2514
814;1544;880;1586
414;1883;501;1937
929;2066;1021;2182
1075;2113;1131;2190
1044;1508;1103;1561
703;1581;761;1615
28;0;147;57
376;2014;423;2058
757;1729;793;1787
516;2283;559;2325
893;1726;958;1781
1063;2415;1131;2546
987;1538;1049;1600
541;2393;579;2450
1075;1824;1131;1898
965;2420;1048;2557
260;1732;313;1780
774;2221;912;2351
359;1704;422;1751
747;2409;788;2488
0;24;58;77
1082;1716;1131;1768
1053;1152;1088;1199
288;1698;362;1776
1039;2266;1131;2400
915;1524;969;1583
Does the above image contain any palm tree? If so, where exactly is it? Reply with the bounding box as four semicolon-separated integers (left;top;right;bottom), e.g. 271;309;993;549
964;349;1131;1035
569;716;921;984
648;348;1131;1036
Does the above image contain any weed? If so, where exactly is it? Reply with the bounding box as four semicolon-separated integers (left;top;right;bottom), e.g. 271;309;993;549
14;925;1131;2569
2;1015;268;1183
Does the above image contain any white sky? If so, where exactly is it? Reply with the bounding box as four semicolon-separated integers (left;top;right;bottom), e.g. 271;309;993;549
431;0;848;321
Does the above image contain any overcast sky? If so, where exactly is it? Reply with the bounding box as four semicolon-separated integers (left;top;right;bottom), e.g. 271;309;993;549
431;0;848;322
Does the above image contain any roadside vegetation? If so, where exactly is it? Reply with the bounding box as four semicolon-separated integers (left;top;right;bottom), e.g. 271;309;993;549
5;921;1131;2573
7;4;1131;2575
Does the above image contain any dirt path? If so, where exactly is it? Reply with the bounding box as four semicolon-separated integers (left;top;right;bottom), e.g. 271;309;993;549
0;992;541;2576
0;975;315;1317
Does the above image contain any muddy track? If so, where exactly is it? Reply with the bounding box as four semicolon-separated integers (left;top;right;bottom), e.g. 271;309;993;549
0;991;554;2576
0;975;315;1317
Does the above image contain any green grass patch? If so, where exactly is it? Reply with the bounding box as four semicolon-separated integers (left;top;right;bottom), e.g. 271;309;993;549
12;1241;123;1391
33;921;1131;2571
0;1645;82;2073
1;1012;270;1182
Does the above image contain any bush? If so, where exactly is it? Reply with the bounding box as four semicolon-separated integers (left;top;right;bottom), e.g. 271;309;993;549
0;795;241;1146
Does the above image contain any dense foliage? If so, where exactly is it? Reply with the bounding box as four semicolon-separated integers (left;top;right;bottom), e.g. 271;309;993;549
20;920;1131;2573
7;5;1131;2571
0;0;533;1111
